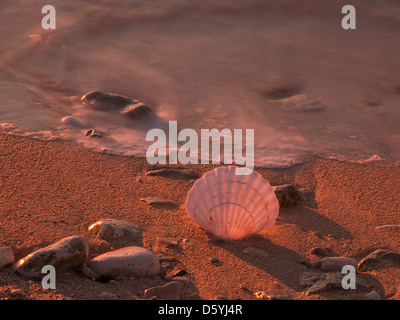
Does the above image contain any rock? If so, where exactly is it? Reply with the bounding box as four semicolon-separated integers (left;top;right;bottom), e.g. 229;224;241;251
310;247;337;257
217;296;229;300
272;184;299;207
0;247;14;269
243;247;269;258
81;91;154;120
140;197;179;208
145;169;200;180
300;272;384;295
61;116;82;127
157;237;178;246
273;94;327;112
358;249;400;272
87;246;160;278
121;103;154;119
14;236;89;278
365;290;382;300
144;281;181;300
81;91;136;112
85;129;105;138
88;219;142;243
10;288;24;296
312;257;358;271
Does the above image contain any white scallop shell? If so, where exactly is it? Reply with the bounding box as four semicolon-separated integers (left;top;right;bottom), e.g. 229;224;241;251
185;166;279;240
0;247;14;269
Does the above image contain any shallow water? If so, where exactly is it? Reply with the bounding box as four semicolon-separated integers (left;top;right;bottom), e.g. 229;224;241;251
1;0;400;167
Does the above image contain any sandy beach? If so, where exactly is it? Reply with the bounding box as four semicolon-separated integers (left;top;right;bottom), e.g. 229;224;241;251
1;133;399;300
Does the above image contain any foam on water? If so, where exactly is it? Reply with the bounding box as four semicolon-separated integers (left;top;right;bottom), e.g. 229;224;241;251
1;0;400;168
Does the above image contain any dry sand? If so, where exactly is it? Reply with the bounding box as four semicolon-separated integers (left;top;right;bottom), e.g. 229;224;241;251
0;133;400;300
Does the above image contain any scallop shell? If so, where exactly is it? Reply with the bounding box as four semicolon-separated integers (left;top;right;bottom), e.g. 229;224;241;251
185;166;279;240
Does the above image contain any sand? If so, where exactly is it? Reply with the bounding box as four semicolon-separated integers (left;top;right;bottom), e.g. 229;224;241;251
0;133;399;300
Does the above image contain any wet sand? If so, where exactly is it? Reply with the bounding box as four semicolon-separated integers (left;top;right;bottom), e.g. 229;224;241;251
1;133;399;300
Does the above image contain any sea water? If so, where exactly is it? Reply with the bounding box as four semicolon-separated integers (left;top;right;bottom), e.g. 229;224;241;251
1;0;400;167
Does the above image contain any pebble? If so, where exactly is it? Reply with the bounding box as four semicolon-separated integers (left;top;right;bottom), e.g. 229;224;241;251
10;288;24;296
272;184;299;207
157;237;178;246
144;281;181;300
243;247;269;258
0;247;14;269
365;291;382;300
14;236;89;278
121;103;154;119
61;116;82;127
310;247;337;257
273;94;327;112
85;129;105;138
81;91;135;111
358;249;400;272
88;218;142;243
140;197;179;208
87;246;160;278
300;272;383;295
312;257;358;271
145;169;200;180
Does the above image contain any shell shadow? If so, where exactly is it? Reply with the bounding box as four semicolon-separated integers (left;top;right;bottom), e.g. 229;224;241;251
209;235;308;291
277;203;354;240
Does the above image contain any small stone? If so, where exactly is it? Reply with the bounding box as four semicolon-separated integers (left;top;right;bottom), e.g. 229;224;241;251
88;219;142;243
10;288;24;296
217;296;228;300
61;116;82;127
121;103;154;119
144;281;181;300
312;257;358;271
365;291;382;300
87;246;160;278
85;129;105;138
14;236;89;278
0;247;14;269
157;237;178;246
273;94;327;112
299;272;383;295
358;249;400;272
243;247;269;258
272;184;299;207
81;91;135;111
145;169;200;180
310;247;337;257
172;270;188;277
140;197;179;208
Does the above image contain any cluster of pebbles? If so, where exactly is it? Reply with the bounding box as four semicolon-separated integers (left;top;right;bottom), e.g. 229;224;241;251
1;167;399;300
